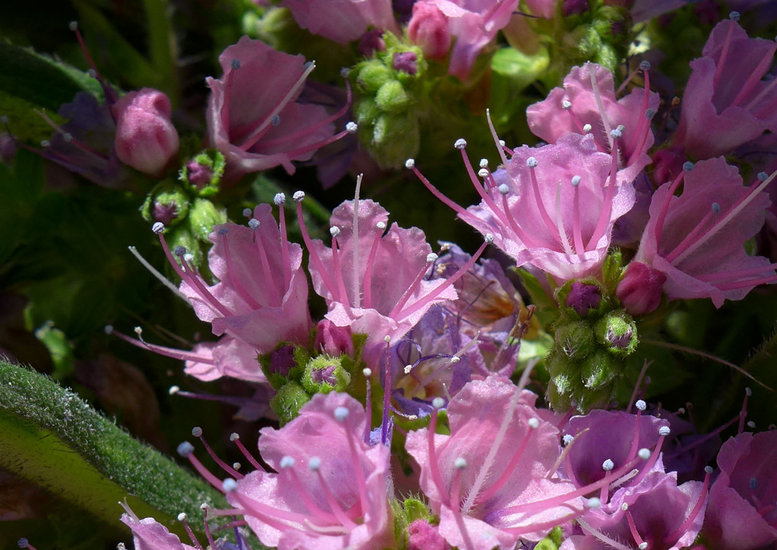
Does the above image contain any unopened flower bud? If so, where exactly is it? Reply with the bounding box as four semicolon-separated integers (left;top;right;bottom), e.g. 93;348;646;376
595;311;638;356
357;62;393;93
141;182;189;226
616;261;666;316
408;2;451;60
302;355;351;394
375;80;411;114
393;51;419;75
554;320;596;360
269;381;310;425
580;349;616;390
314;320;354;356
113;88;179;176
188;198;227;243
565;281;602;317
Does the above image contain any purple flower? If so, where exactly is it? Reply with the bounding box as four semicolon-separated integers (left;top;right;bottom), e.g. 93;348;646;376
282;0;398;43
406;377;583;548
527;62;659;185
634;158;777;307
675;18;777;159
171;203;313;353
225;392;394;550
703;431;777;549
463;133;636;282
206;37;344;179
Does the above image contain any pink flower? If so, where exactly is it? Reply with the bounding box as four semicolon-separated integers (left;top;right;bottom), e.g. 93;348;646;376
160;202;312;353
674;17;777;159
298;196;463;366
616;261;667;316
224;392;394;550
407;2;452;59
703;431;777;549
113;88;179;176
634;158;777;307
120;505;197;550
206;37;347;178
462;133;636;282
184;336;266;383
527;62;659;185
417;0;520;79
406;377;583;549
282;0;398;43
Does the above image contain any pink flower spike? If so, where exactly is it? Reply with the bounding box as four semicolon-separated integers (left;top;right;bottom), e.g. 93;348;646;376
675;17;777;159
282;0;398;44
206;37;343;179
226;392;394;550
634;158;777;307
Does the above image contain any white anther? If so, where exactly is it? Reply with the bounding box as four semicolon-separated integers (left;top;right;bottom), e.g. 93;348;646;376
729;10;740;20
638;448;651;460
526;157;538;168
639;60;651;71
405;158;415;169
200;502;209;510
449;356;460;363
345;121;358;134
168;385;180;395
562;434;574;446
485;233;494;243
384;335;391;343
478;168;490;178
432;397;445;409
273;193;286;205
582;123;592;133
454;138;467;149
134;326;143;335
104;325;114;334
230;432;240;441
426;253;438;263
499;139;505;146
222;478;238;492
747;420;756;429
585;497;601;509
191;427;203;437
329;226;341;237
248;218;260;230
233;462;241;470
308;457;322;471
362;367;372;376
602;459;615;471
705;466;714;474
376;221;386;230
69;21;78;31
571;175;581;186
152;222;165;234
454;457;467;469
280;456;296;469
479;158;489;168
635;399;647;411
562;99;572;110
334;406;350;421
528;418;540;429
404;364;413;374
183;253;194;263
746;387;753;396
498;183;510;195
293;190;305;202
639;543;648;550
659;426;671;436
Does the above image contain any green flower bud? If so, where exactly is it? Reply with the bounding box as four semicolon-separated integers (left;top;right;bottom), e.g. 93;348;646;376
270;381;310;425
187;198;227;243
375;80;411;114
301;354;351;394
553;320;596;360
141;182;190;227
370;113;420;169
355;97;380;126
580;349;616;390
167;225;202;267
595;311;638;356
357;62;393;93
180;149;225;197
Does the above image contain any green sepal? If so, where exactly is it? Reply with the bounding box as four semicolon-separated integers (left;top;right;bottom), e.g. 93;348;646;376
375;80;412;114
535;526;564;550
553;320;596;360
594;310;639;356
179;149;226;197
301;354;352;394
602;249;624;293
141;181;191;227
187;197;227;243
270;381;311;425
580;349;617;390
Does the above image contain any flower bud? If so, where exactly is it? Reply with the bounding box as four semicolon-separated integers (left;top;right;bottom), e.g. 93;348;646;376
407;2;451;60
375;80;411;114
616;261;666;316
595;311;638;356
187;198;227;243
580;349;616;390
113;88;179;176
301;355;351;394
356;62;394;93
565;281;602;317
269;381;310;425
314;320;354;356
141;182;189;226
554;320;596;359
393;51;419;76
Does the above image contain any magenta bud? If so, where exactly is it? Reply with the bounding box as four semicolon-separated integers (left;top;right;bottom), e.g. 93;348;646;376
566;281;602;317
186;160;214;187
314;320;353;356
113;88;179;176
393;51;418;75
408;519;447;550
616;261;666;316
407;2;451;60
358;29;386;57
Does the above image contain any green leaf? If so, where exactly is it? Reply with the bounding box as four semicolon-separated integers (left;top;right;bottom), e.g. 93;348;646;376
0;361;225;534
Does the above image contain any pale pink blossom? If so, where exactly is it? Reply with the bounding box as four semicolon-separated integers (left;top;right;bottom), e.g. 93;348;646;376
283;0;398;43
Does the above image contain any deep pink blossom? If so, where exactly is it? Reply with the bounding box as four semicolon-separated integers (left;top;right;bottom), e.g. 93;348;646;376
703;431;777;549
113;88;179;176
172;203;312;352
406;377;583;548
407;2;451;59
206;37;342;178
634;157;777;307
462;133;636;282
527;62;659;185
616;260;667;316
225;392;393;550
416;0;520;79
282;0;397;43
301;198;458;366
675;18;777;159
